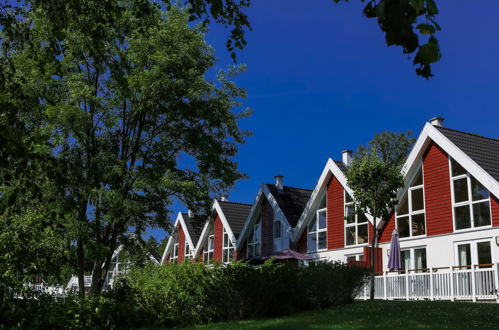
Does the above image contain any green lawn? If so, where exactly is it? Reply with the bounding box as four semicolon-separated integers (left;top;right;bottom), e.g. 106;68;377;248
186;300;499;329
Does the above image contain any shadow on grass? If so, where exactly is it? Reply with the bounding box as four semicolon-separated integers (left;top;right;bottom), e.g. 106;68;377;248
187;300;499;329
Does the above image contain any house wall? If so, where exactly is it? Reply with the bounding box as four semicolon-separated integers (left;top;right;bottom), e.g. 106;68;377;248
261;198;274;256
423;142;454;236
491;194;499;227
214;215;224;262
327;176;344;250
178;225;186;263
239;238;247;260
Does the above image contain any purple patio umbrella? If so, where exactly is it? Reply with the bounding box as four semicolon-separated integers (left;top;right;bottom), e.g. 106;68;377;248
387;229;401;271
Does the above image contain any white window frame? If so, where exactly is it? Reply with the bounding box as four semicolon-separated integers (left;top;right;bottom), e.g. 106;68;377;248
222;227;235;264
184;239;191;261
344;192;369;246
400;246;427;272
449;158;492;232
203;229;215;264
247;217;262;258
172;242;179;263
307;208;327;252
454;238;493;269
396;165;426;239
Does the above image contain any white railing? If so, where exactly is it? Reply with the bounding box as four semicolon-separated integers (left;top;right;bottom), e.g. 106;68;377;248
357;263;499;302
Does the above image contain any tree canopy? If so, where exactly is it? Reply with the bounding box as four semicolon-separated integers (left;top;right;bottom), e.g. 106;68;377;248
0;1;249;294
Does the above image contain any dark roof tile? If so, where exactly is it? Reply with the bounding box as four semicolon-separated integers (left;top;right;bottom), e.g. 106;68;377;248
218;201;252;238
436;126;499;182
265;184;313;227
181;213;204;247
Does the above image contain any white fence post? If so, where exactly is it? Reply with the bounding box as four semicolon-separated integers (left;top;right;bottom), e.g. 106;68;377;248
384;272;387;300
405;271;410;301
494;263;499;304
430;268;434;301
471;265;477;302
450;267;455;302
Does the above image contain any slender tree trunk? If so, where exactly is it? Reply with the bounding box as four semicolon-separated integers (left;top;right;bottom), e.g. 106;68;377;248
370;206;377;300
76;238;85;297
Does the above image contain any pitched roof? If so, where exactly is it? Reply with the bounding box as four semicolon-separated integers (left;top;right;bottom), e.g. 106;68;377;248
334;160;347;174
181;213;204;247
436;126;499;182
217;201;252;238
265;184;313;227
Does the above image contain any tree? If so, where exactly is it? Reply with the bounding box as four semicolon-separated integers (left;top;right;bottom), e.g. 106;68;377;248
0;1;249;295
346;131;414;299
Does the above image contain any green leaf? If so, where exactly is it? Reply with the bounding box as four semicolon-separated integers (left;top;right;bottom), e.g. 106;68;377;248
415;36;441;64
411;0;424;13
416;23;436;35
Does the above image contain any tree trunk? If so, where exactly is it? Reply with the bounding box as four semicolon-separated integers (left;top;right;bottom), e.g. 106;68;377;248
76;238;85;297
370;207;377;300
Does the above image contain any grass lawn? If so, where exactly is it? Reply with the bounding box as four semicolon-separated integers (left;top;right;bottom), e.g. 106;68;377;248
186;300;499;329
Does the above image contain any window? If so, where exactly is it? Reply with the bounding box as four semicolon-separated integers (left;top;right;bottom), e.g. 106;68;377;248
222;228;235;263
345;193;368;246
456;240;492;268
247;217;261;258
450;158;491;230
400;247;427;272
172;243;179;263
184;240;191;261
273;218;283;252
396;167;426;238
308;196;327;252
203;225;214;264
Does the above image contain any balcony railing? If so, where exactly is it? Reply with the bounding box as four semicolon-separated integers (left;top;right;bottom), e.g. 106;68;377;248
356;263;499;302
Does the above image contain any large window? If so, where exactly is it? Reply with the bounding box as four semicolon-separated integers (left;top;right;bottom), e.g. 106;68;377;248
450;158;491;230
400;247;427;272
308;197;327;252
203;226;214;264
273;217;283;252
396;167;426;238
456;240;492;268
222;228;235;263
172;243;179;263
345;193;368;246
247;217;261;258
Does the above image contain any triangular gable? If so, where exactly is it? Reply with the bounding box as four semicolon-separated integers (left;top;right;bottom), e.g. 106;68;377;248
291;158;376;244
192;199;239;257
401;122;499;204
160;212;196;264
236;183;310;252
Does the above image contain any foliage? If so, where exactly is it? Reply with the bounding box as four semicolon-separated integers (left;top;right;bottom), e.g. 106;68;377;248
187;300;499;329
0;1;249;294
334;0;442;78
356;130;416;168
125;261;368;327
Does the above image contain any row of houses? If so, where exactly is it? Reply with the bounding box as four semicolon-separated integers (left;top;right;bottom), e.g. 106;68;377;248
161;117;499;301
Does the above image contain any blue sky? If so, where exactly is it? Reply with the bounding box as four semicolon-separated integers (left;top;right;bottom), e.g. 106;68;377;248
148;0;499;241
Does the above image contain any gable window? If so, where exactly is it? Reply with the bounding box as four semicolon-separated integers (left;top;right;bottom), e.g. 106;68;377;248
308;196;327;252
203;226;214;264
396;167;426;238
172;243;179;263
184;240;191;261
222;228;235;263
345;193;368;246
247;217;261;258
455;240;492;268
450;158;491;230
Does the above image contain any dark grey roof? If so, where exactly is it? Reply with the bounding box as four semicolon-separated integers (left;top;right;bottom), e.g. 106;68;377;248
436;126;499;182
265;184;313;227
334;160;348;174
181;213;204;247
218;201;252;238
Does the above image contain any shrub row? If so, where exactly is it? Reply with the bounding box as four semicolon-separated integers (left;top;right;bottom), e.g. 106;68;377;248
0;261;368;329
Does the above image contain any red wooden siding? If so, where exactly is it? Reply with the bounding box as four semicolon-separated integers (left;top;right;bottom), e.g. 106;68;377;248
261;198;274;256
423;142;453;236
214;215;224;262
363;247;383;274
491;194;499;227
328;177;345;250
296;230;307;253
178;225;186;263
380;212;396;243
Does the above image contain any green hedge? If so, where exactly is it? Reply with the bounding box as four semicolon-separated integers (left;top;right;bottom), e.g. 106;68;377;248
0;261;368;329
